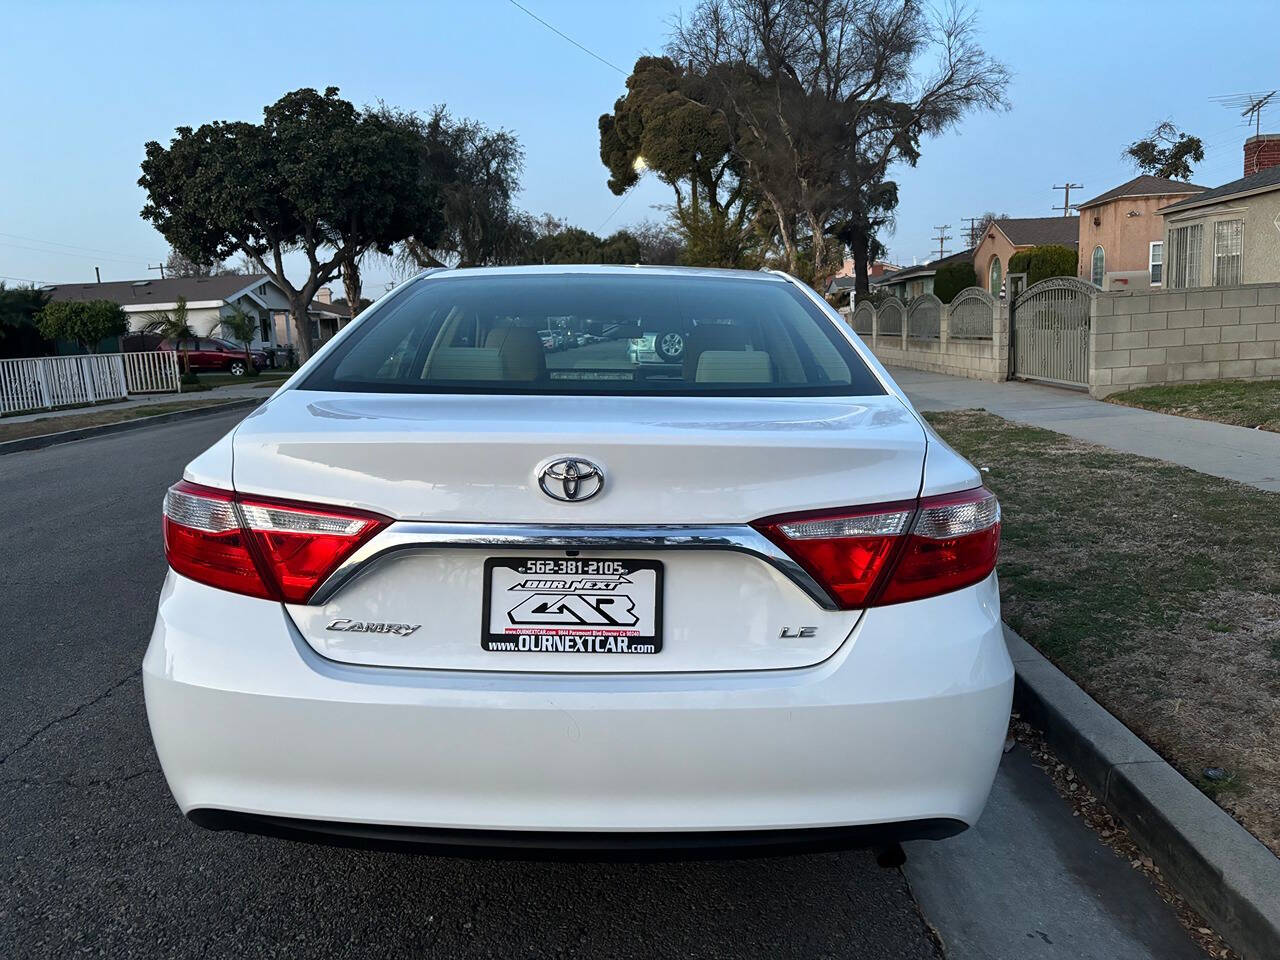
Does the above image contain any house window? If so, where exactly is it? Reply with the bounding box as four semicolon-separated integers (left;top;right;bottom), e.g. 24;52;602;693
1149;242;1163;286
1212;220;1244;286
1091;246;1105;287
988;256;1002;294
1167;224;1202;289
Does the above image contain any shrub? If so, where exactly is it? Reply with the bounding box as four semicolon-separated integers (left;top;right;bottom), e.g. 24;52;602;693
1009;245;1078;285
36;299;127;353
933;262;978;303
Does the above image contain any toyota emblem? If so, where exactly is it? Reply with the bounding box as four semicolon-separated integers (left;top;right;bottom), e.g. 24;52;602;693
537;458;605;502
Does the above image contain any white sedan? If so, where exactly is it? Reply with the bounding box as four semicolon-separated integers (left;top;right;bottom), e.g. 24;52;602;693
145;265;1011;857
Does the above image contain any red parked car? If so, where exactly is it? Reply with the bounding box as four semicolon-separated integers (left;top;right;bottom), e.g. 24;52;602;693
159;338;269;376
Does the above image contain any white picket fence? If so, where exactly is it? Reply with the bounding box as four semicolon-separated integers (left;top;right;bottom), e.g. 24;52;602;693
0;351;181;415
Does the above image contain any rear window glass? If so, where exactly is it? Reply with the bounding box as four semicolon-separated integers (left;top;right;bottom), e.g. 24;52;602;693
299;272;883;397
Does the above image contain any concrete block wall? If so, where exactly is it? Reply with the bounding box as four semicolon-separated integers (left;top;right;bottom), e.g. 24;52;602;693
839;299;1008;382
1089;284;1280;398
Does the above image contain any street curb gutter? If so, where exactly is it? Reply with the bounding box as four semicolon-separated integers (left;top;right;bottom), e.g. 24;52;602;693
1006;625;1280;960
0;398;263;456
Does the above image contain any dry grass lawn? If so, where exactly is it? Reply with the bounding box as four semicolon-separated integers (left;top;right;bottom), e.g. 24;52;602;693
927;409;1280;856
0;399;248;443
1107;379;1280;432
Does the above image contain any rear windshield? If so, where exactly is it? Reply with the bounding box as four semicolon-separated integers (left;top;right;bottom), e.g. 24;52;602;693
299;272;883;397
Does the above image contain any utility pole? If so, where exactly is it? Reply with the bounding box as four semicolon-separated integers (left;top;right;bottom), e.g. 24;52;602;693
961;217;982;248
148;262;167;279
1052;183;1083;216
931;225;952;261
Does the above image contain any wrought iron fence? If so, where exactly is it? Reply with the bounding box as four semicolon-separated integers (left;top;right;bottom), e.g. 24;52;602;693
877;297;904;337
907;294;941;339
851;301;874;335
948;287;996;340
1011;277;1093;387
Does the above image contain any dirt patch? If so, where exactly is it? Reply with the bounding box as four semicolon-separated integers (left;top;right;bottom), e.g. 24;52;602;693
0;399;247;443
1107;379;1280;432
927;410;1280;856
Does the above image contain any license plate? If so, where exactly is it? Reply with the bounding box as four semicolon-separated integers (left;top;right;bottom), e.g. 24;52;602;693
482;557;663;654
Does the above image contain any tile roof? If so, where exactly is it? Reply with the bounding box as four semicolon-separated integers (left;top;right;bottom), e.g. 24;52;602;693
45;274;270;305
1077;175;1206;210
992;216;1080;248
1159;164;1280;213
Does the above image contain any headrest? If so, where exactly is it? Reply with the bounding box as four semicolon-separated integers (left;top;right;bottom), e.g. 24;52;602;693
695;350;773;383
486;326;546;382
682;325;753;380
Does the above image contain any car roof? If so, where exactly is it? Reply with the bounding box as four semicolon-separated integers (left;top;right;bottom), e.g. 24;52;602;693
419;264;791;283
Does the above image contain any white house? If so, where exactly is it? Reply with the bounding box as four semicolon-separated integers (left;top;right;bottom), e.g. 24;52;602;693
45;274;294;352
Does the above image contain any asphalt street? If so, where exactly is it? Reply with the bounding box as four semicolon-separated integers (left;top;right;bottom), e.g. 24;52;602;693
0;411;944;960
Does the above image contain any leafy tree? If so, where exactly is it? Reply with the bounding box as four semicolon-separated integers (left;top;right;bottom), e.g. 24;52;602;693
140;87;429;361
667;0;1010;291
1125;121;1204;181
142;295;195;373
397;107;526;269
600;56;758;268
220;303;260;377
36;299;127;353
0;282;52;358
1008;244;1078;285
933;262;978;303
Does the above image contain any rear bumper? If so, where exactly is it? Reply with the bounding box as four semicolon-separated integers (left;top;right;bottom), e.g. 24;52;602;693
187;809;966;861
144;571;1012;841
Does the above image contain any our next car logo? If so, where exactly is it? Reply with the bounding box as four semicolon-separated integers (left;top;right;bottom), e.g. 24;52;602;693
537;457;605;502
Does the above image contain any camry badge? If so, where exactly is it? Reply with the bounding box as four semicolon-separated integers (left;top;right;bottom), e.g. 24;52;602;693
538;457;605;503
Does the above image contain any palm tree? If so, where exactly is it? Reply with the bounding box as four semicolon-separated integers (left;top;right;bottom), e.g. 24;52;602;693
220;303;259;376
143;295;194;375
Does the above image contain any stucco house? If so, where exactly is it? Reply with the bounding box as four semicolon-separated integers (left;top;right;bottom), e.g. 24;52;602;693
1075;175;1205;290
970;217;1079;295
1158;136;1280;289
46;274;290;351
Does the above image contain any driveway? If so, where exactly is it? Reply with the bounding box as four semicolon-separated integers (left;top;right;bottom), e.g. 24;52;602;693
0;411;1203;959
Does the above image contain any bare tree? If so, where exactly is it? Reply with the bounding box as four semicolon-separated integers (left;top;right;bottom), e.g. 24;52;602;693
668;0;1010;291
164;247;230;278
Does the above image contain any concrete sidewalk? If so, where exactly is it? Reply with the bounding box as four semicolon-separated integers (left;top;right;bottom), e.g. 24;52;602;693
893;367;1280;492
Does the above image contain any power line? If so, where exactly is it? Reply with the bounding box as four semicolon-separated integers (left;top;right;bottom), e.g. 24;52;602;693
0;273;53;286
0;239;155;268
505;0;626;75
0;230;163;263
595;191;631;233
930;224;951;260
1052;182;1082;216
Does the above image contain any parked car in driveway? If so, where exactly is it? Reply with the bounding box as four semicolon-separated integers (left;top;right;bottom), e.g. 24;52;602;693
159;337;268;375
146;265;1011;857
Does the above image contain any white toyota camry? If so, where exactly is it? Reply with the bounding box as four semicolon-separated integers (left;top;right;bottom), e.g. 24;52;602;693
145;265;1012;857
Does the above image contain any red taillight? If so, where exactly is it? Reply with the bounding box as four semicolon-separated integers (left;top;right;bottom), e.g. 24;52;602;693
162;481;387;603
755;487;1000;609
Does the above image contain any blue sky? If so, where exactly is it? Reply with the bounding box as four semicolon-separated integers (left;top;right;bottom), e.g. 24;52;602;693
1;0;1275;290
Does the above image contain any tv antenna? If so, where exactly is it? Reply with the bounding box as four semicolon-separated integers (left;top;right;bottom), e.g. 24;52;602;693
1210;90;1277;136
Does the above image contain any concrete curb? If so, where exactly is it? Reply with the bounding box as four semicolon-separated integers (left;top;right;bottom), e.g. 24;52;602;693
1006;624;1280;960
0;398;262;456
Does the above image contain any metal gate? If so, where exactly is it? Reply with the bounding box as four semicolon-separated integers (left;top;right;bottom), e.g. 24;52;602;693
1010;277;1094;388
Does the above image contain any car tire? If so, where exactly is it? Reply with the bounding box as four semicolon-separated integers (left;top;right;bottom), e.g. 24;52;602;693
655;332;685;363
229;360;247;377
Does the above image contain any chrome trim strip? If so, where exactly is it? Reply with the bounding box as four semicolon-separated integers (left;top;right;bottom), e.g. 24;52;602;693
310;522;838;610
